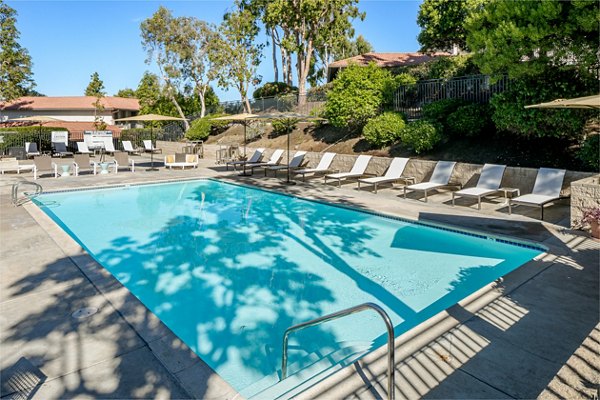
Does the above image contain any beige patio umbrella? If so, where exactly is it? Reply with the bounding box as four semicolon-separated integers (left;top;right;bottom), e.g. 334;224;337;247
9;115;65;152
251;113;325;184
115;113;187;171
525;94;600;109
211;113;259;176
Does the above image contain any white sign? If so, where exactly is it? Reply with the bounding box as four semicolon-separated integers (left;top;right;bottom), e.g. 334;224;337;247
83;130;113;149
51;131;68;144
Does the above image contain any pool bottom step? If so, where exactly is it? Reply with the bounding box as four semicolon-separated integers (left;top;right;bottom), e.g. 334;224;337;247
243;341;375;399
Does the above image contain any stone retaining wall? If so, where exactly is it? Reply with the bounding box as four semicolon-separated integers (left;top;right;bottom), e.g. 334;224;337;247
570;175;600;228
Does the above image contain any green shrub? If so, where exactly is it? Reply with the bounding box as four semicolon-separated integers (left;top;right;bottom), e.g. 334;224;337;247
400;120;442;154
578;134;600;170
270;118;297;137
402;54;479;81
447;103;492;137
253;82;298;99
0;126;67;152
324;63;399;131
362;112;406;147
422;99;468;129
184;114;231;141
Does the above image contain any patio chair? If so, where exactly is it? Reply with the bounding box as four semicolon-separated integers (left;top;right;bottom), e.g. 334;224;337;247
357;157;413;193
25;142;40;158
292;152;337;181
263;151;307;177
452;164;507;210
143;140;162;154
104;140;117;155
0;158;35;175
403;161;457;202
246;149;285;173
76;142;93;154
52;142;74;158
508;168;567;220
226;148;265;170
73;154;96;175
122;140;141;155
324;155;372;187
33;155;58;179
112;151;135;173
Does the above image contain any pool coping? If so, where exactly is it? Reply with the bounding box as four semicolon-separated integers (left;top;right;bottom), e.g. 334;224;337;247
24;176;555;399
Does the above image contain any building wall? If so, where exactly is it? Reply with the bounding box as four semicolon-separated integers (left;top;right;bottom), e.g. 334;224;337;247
1;109;116;124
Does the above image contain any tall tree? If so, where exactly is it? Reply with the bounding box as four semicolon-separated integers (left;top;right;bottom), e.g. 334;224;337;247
84;72;105;96
417;0;487;53
309;34;372;86
115;88;136;98
141;7;190;130
211;7;263;113
466;0;600;80
261;0;363;104
136;72;162;115
0;0;35;102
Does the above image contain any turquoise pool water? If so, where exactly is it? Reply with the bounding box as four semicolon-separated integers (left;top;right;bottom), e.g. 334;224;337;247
34;179;542;395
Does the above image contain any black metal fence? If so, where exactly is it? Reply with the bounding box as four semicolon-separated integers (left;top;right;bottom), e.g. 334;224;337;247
394;74;510;119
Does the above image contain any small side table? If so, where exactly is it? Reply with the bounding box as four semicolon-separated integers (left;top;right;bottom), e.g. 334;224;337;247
499;187;520;205
98;162;111;175
59;164;72;177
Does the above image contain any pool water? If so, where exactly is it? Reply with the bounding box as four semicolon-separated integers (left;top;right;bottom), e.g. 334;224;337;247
34;179;543;395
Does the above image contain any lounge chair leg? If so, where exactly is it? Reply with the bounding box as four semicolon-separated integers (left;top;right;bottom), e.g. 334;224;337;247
508;201;512;215
338;179;341;187
357;181;361;191
374;183;378;194
540;205;544;221
424;189;428;202
403;186;407;199
451;193;455;206
478;196;481;210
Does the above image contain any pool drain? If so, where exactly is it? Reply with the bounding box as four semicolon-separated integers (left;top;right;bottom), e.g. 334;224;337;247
71;307;99;320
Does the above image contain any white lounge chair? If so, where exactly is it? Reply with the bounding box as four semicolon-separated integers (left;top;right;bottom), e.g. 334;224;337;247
325;155;372;187
122;140;141;155
25;142;40;158
76;142;93;154
452;164;507;210
226;148;265;170
292;152;337;181
403;161;457;202
508;168;566;220
33;156;58;179
112;151;135;173
164;153;199;169
264;151;307;177
143;140;162;153
247;149;285;173
104;140;116;155
52;142;73;158
357;157;413;193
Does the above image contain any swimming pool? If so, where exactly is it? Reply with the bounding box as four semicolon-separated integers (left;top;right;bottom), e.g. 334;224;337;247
33;179;543;397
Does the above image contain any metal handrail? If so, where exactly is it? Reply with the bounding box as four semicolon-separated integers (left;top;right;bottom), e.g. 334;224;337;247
281;302;395;400
12;181;43;206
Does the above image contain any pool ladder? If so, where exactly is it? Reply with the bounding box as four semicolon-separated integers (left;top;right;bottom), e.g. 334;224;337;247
11;181;43;206
281;302;395;400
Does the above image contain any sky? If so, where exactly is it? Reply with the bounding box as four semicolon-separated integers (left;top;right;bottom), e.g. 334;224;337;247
9;0;422;102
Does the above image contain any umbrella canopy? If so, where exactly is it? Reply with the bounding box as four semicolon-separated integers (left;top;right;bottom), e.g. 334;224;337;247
525;94;600;110
114;113;188;122
210;113;258;121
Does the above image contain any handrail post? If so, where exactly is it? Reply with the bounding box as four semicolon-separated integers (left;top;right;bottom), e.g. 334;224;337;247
281;302;395;400
12;181;43;206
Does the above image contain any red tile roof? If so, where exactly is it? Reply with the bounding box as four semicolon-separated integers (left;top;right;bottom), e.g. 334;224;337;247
1;96;140;111
328;52;450;69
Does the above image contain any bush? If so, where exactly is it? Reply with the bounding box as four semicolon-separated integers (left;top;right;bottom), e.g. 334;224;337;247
400;120;442;154
402;54;479;81
447;103;492;137
422;99;468;129
362;112;406;147
184;114;231;141
270;118;297;137
253;82;298;99
324;63;399;131
578;134;599;170
0;126;68;152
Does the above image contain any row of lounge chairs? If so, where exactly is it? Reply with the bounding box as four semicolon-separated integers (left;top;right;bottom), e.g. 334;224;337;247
25;140;160;158
31;153;135;179
226;148;567;219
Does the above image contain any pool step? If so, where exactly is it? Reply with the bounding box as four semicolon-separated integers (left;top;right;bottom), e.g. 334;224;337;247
243;341;375;399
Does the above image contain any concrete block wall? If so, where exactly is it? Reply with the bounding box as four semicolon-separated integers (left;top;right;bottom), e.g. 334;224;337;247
570;175;600;227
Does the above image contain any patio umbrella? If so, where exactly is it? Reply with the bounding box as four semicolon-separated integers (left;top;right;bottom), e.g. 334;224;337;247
8;115;65;152
251;113;325;185
115;113;187;171
211;113;258;176
525;94;600;109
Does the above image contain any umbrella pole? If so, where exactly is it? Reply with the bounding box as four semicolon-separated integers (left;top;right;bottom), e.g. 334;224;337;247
39;123;42;154
283;125;295;185
147;125;158;171
239;121;252;176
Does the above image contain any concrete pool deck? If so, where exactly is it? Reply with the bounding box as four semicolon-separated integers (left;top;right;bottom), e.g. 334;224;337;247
0;152;598;399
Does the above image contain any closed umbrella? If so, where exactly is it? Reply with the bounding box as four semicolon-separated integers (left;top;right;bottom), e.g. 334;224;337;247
251;113;325;185
211;113;258;176
525;94;600;109
9;115;65;152
115;113;187;171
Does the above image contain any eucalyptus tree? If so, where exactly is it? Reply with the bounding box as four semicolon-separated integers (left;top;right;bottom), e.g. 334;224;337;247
140;7;189;129
0;0;35;102
211;8;263;113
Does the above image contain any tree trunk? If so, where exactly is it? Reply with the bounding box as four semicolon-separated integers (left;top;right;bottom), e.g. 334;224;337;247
198;85;207;118
285;53;293;86
271;28;279;82
168;90;190;130
296;39;313;106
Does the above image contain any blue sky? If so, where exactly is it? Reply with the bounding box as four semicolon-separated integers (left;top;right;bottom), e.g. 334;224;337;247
10;0;422;102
